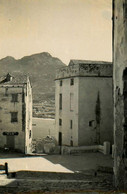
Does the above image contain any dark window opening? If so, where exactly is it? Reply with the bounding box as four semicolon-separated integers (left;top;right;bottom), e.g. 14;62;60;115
89;120;94;127
59;94;62;110
60;80;62;86
123;2;127;20
70;120;73;129
70;140;73;146
11;94;18;102
59;119;62;126
11;112;18;122
70;93;74;111
70;78;74;85
29;130;31;138
59;132;62;146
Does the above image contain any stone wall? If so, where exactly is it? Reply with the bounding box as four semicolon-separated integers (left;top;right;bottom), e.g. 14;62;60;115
56;62;112;80
113;0;127;189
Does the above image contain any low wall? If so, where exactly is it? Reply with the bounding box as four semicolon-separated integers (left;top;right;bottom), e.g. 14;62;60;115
32;118;57;140
61;142;111;155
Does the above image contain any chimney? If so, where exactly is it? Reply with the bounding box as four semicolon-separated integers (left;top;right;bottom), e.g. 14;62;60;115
6;73;13;81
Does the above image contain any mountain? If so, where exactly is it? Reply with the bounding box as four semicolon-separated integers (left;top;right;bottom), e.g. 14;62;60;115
0;52;66;103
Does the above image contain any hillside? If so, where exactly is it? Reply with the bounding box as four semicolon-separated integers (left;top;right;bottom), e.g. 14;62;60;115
0;52;66;103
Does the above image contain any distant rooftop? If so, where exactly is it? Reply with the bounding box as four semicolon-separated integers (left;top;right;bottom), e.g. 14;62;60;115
56;60;113;79
69;60;112;66
0;73;28;85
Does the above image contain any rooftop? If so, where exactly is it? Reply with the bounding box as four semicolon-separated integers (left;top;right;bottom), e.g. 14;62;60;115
56;60;113;79
0;73;28;85
69;60;112;66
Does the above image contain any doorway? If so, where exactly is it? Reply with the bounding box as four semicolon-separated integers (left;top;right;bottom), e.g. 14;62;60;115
59;132;62;146
6;136;15;150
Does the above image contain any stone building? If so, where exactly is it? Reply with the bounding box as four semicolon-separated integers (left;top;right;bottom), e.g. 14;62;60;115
113;0;127;189
55;60;113;147
0;73;32;153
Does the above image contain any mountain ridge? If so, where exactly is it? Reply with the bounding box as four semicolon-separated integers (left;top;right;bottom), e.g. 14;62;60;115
0;52;66;103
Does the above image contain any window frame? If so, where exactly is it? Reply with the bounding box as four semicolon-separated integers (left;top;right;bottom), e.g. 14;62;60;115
60;80;62;86
11;112;18;123
70;120;73;129
70;78;74;86
11;94;18;102
59;118;62;126
59;93;62;110
70;93;74;111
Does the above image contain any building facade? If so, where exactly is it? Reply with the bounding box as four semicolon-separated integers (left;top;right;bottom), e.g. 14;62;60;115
55;60;113;147
113;0;127;189
0;73;32;153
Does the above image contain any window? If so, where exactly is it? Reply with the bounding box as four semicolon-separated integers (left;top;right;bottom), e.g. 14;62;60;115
11;112;18;122
123;2;127;19
29;130;31;138
89;120;94;127
60;80;62;86
70;93;74;111
70;120;73;129
11;94;18;102
5;87;8;96
70;140;73;146
70;78;74;85
59;119;62;126
59;94;62;110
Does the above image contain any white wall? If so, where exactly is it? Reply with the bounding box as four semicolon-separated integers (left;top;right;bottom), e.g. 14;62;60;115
79;77;113;145
55;76;113;147
55;78;79;146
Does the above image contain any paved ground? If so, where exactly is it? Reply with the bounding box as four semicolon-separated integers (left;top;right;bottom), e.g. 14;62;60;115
0;152;115;193
0;152;113;173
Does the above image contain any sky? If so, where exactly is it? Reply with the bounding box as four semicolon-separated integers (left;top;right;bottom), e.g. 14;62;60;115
0;0;112;64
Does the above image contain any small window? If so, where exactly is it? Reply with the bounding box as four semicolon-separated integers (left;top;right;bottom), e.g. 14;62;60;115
70;78;74;86
59;119;62;126
70;140;73;146
60;80;62;86
29;130;31;138
89;120;94;127
11;112;18;122
123;2;127;19
70;93;74;111
70;120;73;129
59;94;62;110
11;94;18;102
